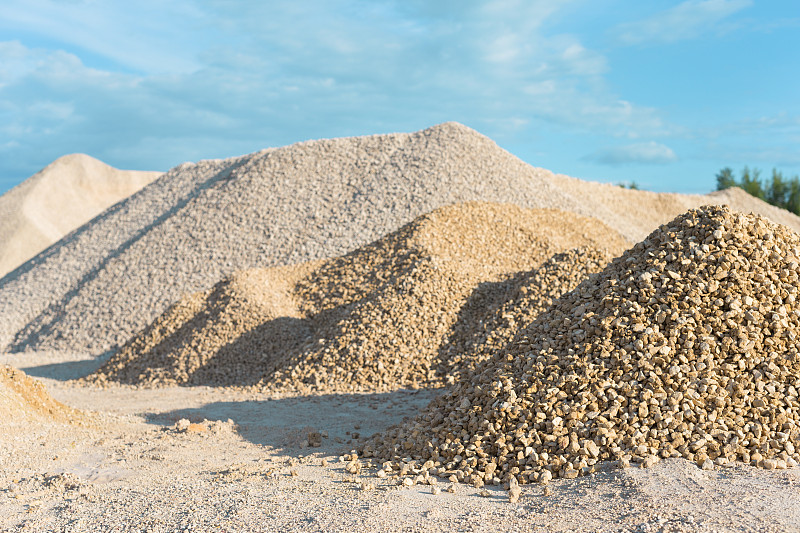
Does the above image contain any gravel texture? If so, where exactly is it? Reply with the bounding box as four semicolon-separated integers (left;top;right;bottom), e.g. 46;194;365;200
3;122;800;356
86;202;627;392
362;206;800;485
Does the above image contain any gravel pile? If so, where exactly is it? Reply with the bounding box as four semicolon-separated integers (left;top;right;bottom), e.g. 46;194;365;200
437;247;614;384
86;202;627;392
361;205;800;485
0;123;587;355
0;365;83;425
0;154;161;278
3;122;800;356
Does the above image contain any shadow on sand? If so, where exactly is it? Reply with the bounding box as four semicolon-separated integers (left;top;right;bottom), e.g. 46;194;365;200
143;388;442;454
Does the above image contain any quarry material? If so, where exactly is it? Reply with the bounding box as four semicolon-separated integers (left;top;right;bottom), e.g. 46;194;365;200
3;123;800;356
0;154;161;277
362;206;800;485
0;365;84;426
87;203;627;392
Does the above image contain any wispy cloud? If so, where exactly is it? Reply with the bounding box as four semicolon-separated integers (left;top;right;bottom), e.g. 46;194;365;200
583;142;678;166
615;0;752;45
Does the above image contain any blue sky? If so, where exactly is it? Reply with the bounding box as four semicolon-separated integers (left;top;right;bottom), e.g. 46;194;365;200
0;0;798;195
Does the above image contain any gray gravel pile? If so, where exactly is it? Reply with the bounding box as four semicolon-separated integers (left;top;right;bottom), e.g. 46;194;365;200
362;205;800;485
0;123;585;355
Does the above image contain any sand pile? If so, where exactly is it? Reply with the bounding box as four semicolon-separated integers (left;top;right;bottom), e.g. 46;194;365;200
0;154;161;277
87;203;628;392
0;365;83;426
3;122;800;356
362;205;800;486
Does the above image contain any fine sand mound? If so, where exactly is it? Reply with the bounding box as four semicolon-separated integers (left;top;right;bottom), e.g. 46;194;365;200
362;205;800;486
0;365;83;426
87;203;628;392
3;123;800;356
0;154;161;277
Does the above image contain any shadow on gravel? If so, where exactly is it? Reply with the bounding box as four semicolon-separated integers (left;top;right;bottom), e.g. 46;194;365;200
145;388;442;455
19;352;112;381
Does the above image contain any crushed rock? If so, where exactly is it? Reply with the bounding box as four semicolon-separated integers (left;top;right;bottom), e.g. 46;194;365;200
361;205;800;484
4;123;800;357
85;202;627;392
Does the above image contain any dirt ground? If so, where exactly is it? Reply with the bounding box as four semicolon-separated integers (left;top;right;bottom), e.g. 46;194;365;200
2;350;800;532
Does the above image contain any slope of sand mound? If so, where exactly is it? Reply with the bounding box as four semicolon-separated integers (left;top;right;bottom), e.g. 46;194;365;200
87;203;628;392
362;205;800;486
3;122;800;356
0;154;161;277
0;365;83;425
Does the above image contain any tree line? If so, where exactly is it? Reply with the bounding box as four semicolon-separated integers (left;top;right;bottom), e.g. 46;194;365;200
716;167;800;215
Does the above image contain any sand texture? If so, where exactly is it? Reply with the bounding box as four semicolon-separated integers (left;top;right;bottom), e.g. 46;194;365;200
0;154;161;277
86;203;627;392
2;123;800;356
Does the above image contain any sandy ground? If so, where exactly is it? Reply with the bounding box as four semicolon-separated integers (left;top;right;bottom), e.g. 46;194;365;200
1;351;799;532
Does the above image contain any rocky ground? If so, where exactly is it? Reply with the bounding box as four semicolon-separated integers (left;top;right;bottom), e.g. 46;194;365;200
2;350;800;532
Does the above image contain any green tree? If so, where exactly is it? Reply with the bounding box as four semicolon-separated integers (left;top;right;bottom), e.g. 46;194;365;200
739;166;765;200
766;169;789;209
715;167;736;190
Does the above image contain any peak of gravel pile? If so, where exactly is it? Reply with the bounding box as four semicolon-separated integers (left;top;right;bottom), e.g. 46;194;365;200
87;202;628;392
0;365;83;426
0;154;161;278
362;205;800;485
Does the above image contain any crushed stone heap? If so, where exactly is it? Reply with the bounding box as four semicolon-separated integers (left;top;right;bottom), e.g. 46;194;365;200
437;247;614;384
361;205;800;485
86;202;627;393
0;365;84;426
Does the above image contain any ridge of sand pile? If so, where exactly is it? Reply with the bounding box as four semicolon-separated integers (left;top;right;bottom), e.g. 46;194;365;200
361;205;800;486
87;203;628;392
0;365;84;426
4;123;800;357
0;154;161;277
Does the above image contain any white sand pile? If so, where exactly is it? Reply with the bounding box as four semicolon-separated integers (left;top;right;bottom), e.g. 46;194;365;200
362;206;800;486
0;365;84;427
2;123;800;356
0;154;161;277
86;203;628;392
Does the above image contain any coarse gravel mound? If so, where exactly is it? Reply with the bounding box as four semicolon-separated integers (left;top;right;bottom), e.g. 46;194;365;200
362;205;800;486
3;123;800;356
0;365;84;426
0;154;161;277
86;203;628;392
436;247;615;384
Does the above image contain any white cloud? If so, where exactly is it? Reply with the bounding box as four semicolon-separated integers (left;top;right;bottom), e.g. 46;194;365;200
615;0;752;45
584;142;678;166
0;1;675;188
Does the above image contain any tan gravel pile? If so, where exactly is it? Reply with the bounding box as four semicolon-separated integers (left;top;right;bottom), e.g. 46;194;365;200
0;154;161;277
362;205;800;486
0;365;84;426
437;247;614;384
87;202;627;392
